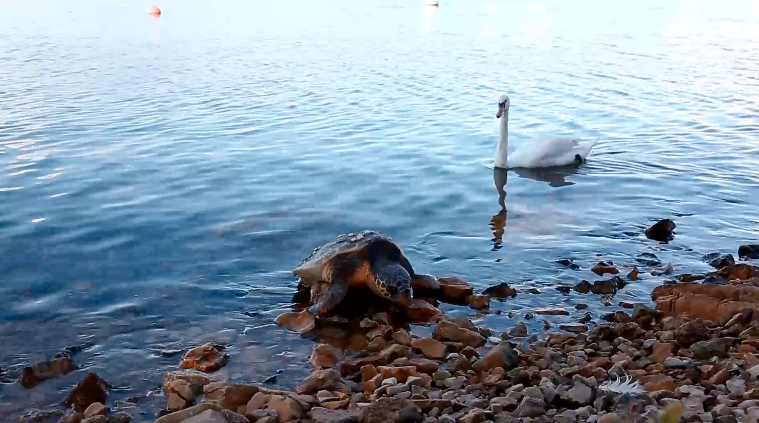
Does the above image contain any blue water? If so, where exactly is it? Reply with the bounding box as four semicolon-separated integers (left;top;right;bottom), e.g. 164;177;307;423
2;0;759;420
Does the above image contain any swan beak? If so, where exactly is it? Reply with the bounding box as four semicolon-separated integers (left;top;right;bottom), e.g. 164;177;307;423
496;106;503;118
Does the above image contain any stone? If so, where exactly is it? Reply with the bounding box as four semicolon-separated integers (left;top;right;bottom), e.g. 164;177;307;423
387;384;410;396
363;374;383;392
534;308;569;316
522;387;543;400
432;321;485;348
539;378;558;403
628;267;640;281
406;299;443;324
651;263;674;276
154;404;227;423
515;397;546;418
437;277;474;300
592;262;619;276
709;368;730;385
298;369;341;394
247;392;270;412
727;379;746;396
651;343;673;363
690;340;727;360
739;245;759;260
663;357;689;368
181;409;227;423
408;358;439;374
638;374;677;392
443;376;466;390
64;372;108;412
163;369;220;396
179;343;229;373
311;344;341;368
80;417;107;423
360;397;422;423
379;366;419;383
222;410;250;423
459;409;486;423
203;382;259;411
510;323;528;338
565;382;593;405
267;395;304;422
168;392;192;411
83;403;106;418
309;407;361;423
411;338;447;360
471;342;518;373
393;330;412;346
645;219;676;242
466;294;490;310
554;409;577;423
275;310;316;333
19;355;78;389
482;282;517;299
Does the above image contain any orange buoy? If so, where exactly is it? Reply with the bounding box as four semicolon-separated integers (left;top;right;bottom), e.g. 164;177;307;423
148;4;161;16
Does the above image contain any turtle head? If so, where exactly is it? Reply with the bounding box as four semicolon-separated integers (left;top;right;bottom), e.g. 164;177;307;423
371;261;413;307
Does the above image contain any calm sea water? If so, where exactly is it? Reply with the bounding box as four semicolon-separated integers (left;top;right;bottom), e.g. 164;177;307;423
2;0;759;420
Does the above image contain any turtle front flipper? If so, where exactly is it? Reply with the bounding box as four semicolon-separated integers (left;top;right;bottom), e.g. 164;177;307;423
398;253;440;291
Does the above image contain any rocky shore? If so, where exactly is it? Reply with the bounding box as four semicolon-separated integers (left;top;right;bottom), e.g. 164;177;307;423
9;223;759;423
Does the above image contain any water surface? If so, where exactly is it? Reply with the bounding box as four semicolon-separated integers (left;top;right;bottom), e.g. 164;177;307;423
2;0;759;420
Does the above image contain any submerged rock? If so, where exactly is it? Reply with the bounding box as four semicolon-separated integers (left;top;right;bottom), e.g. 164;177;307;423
739;245;759;260
705;253;736;269
20;354;78;389
592;262;619;276
645;219;676;242
482;282;517;299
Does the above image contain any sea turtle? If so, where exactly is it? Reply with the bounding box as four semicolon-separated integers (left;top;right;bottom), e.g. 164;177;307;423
279;230;440;333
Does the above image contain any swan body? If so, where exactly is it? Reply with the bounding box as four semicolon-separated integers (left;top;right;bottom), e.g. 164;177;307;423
494;94;598;169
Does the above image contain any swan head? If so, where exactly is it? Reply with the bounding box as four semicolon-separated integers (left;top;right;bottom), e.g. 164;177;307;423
496;94;510;118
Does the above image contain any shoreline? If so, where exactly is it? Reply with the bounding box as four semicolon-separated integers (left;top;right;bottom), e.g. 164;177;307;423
7;233;759;423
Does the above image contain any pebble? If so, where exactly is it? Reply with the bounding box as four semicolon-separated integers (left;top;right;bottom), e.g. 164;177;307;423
387;384;409;396
727;379;747;396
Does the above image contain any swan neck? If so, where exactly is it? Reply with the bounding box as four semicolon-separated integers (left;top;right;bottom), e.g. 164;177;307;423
499;109;509;148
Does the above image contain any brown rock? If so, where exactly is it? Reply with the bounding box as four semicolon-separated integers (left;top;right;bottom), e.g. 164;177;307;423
163;369;220;396
405;299;442;324
482;282;517;299
203;381;259;411
548;332;576;345
535;308;569;316
179;343;229;373
472;342;518;373
246;392;270;412
340;355;387;376
360;365;378;382
574;280;592;294
714;264;759;281
297;369;341;395
432;320;485;348
651;343;673;363
638;374;677;392
267;395;304;423
310;344;341;368
652;282;759;323
628;267;640;281
362;374;383;392
437;277;474;300
153;403;226;423
377;344;408;362
392;330;412;346
275;310;316;333
64;372;108;412
83;402;106;418
378;366;418;383
466;294;490;310
167;392;191;411
598;413;620;423
592;262;619;276
309;407;361;423
709;368;729;385
367;326;393;341
408;358;438;374
676;319;710;347
410;338;446;360
360;397;420;423
20;355;78;389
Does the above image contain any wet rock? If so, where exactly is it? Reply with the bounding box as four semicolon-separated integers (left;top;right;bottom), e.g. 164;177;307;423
297;369;341;395
246;392;269;412
275;310;316;333
361;397;422;423
651;263;674;276
153;403;226;423
203;382;259;411
393;330;412;346
574;280;592;294
432;321;485;348
559;324;587;334
466;294;490;310
592;262;619;276
163;369;220;396
591;277;624;295
652;282;759;321
80;417;107;423
627;267;640;281
58;410;85;423
83;403;106;418
167;379;195;411
714;263;759;281
406;299;443;324
311;344;341;368
15;409;65;423
179;343;229;373
309;407;361;423
645;219;676;242
705;253;736;269
739;245;759;260
482;282;517;299
267;395;304;422
181;409;226;423
510;323;528;338
472;342;518;373
411;338;446;360
436;277;474;301
64;372;109;412
20;354;78;389
534;308;569;316
556;286;572;295
408;358;439;374
515;396;546;418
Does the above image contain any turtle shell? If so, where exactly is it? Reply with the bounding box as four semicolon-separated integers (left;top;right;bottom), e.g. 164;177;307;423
292;230;399;285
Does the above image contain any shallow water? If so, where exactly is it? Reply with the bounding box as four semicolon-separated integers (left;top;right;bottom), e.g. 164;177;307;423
2;0;759;420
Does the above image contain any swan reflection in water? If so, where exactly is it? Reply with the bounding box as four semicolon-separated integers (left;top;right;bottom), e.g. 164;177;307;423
489;164;582;250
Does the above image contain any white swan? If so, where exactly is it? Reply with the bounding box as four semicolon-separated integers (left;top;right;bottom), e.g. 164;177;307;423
494;94;599;169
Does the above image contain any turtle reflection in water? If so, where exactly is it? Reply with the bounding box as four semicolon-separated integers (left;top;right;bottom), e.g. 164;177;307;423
277;231;440;333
